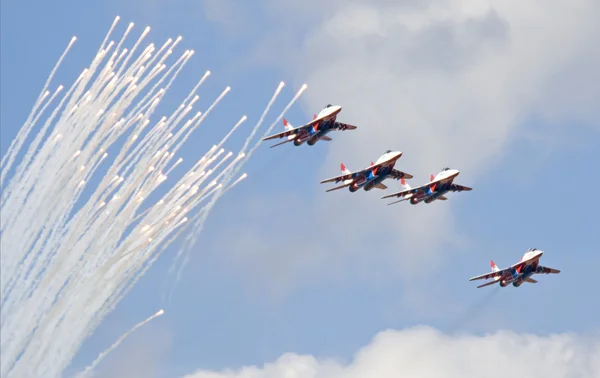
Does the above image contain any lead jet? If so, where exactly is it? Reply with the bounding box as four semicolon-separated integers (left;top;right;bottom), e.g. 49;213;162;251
469;248;561;288
381;167;472;205
262;104;357;148
320;150;413;192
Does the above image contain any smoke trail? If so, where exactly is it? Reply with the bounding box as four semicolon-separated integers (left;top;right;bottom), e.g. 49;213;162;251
161;82;308;303
75;309;165;378
0;17;304;378
446;286;501;332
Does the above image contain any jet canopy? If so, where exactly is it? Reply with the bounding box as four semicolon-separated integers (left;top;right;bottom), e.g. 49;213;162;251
326;104;332;108
384;150;392;154
528;248;539;251
442;167;451;171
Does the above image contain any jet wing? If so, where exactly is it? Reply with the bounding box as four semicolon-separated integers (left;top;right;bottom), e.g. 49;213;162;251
320;156;401;185
320;169;367;185
469;267;513;282
380;183;430;200
262;119;320;141
382;179;470;200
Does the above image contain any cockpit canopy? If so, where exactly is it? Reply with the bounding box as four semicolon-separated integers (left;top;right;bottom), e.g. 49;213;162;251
385;149;392;154
442;167;451;171
528;248;538;251
326;104;332;108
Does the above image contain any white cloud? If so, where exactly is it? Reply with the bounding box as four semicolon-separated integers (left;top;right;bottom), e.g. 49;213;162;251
217;0;600;285
181;326;600;378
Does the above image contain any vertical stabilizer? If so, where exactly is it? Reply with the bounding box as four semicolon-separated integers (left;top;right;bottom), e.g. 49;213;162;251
401;178;411;190
283;118;295;140
341;163;353;184
283;118;293;131
490;260;501;281
490;260;499;272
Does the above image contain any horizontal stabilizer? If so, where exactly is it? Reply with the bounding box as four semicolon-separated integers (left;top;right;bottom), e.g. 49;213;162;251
270;139;292;148
335;122;358;131
438;195;448;200
537;266;561;274
452;184;472;192
477;280;499;288
386;198;409;206
321;136;332;141
375;183;388;190
526;278;537;283
325;182;353;192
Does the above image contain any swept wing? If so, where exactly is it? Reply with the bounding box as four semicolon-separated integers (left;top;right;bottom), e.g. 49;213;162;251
320;156;409;185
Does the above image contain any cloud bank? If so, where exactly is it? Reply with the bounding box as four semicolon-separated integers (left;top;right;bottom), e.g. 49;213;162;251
182;326;600;378
211;0;600;288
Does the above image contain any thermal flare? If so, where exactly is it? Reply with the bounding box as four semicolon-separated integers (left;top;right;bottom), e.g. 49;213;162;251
0;16;305;378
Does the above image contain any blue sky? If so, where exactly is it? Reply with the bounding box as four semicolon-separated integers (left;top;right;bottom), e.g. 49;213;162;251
2;1;599;377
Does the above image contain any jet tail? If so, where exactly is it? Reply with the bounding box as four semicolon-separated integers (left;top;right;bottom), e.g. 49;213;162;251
490;260;501;281
491;260;499;272
283;118;295;141
340;163;353;185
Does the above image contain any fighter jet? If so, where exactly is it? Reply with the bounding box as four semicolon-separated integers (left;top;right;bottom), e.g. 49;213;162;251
469;248;561;288
381;167;472;205
320;150;413;192
262;104;357;148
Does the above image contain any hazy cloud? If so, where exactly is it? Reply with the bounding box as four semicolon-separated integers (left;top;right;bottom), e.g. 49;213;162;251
182;326;600;378
215;0;600;288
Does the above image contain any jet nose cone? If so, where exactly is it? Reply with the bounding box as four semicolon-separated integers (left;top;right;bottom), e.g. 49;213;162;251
331;105;342;112
449;169;460;176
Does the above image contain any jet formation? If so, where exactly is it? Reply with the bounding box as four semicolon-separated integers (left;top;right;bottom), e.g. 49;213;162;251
262;104;561;287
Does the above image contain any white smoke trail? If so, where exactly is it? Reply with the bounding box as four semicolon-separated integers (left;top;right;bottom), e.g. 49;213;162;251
161;81;308;303
75;309;165;378
0;17;305;378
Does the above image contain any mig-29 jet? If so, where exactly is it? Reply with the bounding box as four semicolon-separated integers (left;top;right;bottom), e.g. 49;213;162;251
469;248;561;288
262;104;357;148
320;150;413;193
381;167;472;205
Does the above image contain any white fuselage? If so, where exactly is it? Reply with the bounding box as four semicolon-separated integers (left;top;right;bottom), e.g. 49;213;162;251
373;151;403;167
295;105;342;145
499;250;544;287
347;151;403;191
432;168;460;182
405;168;460;204
316;105;342;120
520;250;544;263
